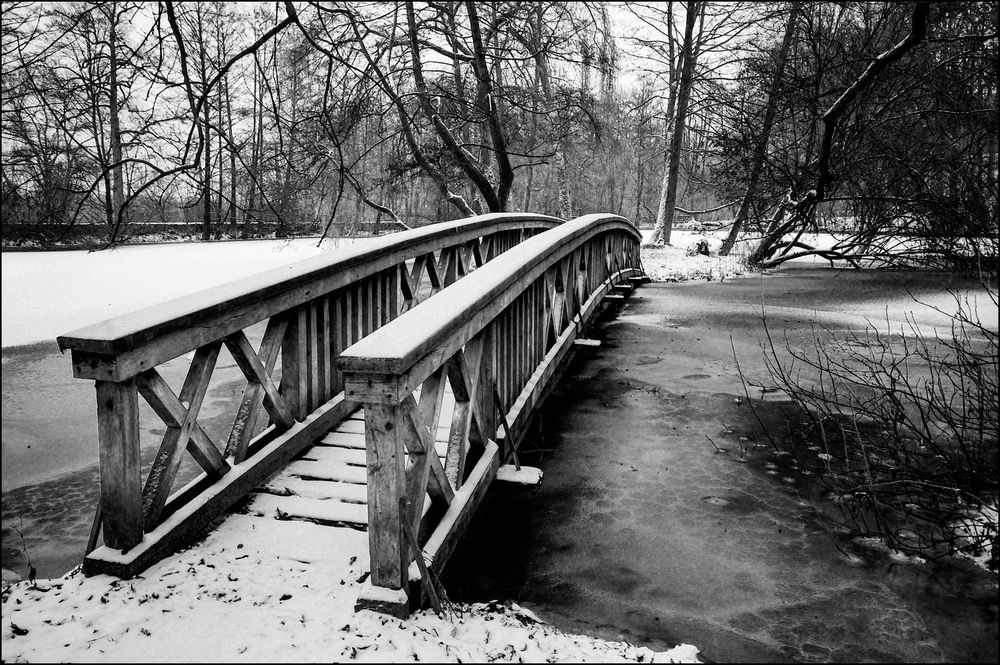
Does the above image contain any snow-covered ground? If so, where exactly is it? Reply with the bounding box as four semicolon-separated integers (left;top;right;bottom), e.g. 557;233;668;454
2;235;702;662
638;230;754;282
1;515;699;663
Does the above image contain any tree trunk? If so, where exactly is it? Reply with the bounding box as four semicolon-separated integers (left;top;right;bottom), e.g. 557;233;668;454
719;4;798;256
647;1;700;246
197;5;212;241
108;5;124;239
225;72;237;229
215;19;224;238
531;4;573;219
245;49;263;238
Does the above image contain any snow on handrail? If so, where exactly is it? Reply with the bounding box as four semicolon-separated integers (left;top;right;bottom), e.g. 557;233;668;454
56;213;561;379
337;214;638;377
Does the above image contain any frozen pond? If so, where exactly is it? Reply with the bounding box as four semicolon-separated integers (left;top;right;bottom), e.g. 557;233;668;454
443;267;998;663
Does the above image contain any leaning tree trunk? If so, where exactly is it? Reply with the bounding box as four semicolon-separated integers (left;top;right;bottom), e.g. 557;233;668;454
748;2;930;267
719;4;798;257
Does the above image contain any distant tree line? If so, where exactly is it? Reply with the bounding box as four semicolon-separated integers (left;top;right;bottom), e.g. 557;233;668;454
1;1;996;265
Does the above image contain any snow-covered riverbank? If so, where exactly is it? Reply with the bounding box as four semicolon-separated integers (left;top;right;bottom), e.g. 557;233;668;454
2;513;699;663
1;237;372;348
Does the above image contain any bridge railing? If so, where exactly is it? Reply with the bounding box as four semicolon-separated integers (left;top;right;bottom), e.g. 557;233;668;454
56;213;561;577
337;214;643;615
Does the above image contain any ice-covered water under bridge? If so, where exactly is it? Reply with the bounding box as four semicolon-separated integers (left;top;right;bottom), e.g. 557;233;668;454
57;213;645;617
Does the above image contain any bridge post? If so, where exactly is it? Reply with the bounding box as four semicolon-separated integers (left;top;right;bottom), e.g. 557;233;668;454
95;379;143;551
357;401;410;617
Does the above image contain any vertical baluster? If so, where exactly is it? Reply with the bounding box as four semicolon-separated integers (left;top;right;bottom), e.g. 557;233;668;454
373;273;382;330
330;290;344;395
387;264;399;323
498;307;506;413
511;298;519;399
444;247;459;286
532;282;540;372
319;296;331;404
95;379;143;550
359;276;369;337
281;306;308;420
357;279;368;340
346;284;357;348
380;268;391;326
476;323;496;445
307;301;320;412
503;306;512;409
517;292;526;394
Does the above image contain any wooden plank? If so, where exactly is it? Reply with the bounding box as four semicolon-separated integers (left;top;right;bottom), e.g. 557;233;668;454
307;301;320;412
84;394;359;578
262;476;367;503
343;373;401;405
284;459;368;484
399;262;416;312
302;445;367;466
349;282;361;347
401;396;455;507
135;370;230;478
332;418;366;434
95;380;143;551
142;342;221;528
247;494;368;526
387;264;399;324
319;297;332;405
226;331;295;429
281;307;309;420
444;339;484;487
318;430;366;448
414;366;447;520
475;324;496;447
329;291;344;396
400;496;442;612
604;294;626;302
471;237;484;268
424;251;441;292
225;315;287;461
364;403;408;590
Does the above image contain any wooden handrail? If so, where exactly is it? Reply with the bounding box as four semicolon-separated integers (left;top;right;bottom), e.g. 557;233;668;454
335;213;644;615
70;212;560;577
338;215;638;378
58;213;561;381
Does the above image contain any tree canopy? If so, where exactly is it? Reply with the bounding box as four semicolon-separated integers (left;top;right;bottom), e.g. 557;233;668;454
2;1;996;266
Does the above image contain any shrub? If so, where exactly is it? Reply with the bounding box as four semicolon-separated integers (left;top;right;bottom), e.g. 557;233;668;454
761;286;998;566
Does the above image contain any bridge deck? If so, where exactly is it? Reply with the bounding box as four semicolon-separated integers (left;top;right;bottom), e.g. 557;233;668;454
244;389;459;530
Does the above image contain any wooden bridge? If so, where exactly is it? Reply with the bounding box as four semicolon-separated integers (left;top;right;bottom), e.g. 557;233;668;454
57;212;645;617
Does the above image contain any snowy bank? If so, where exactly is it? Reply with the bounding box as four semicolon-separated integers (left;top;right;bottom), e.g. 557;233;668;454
2;514;700;663
1;237;371;349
